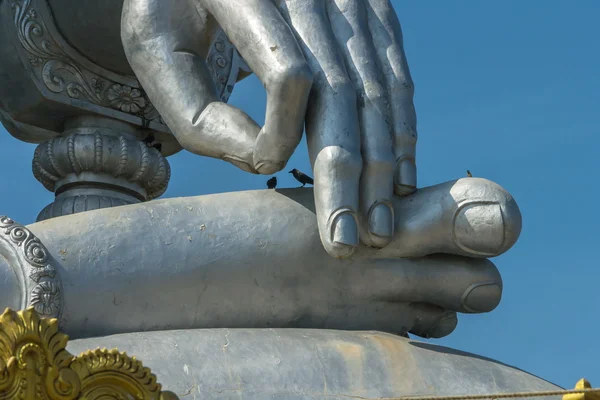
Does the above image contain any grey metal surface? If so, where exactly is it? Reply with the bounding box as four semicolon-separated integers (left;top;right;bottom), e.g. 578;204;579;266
121;0;421;260
32;116;171;221
0;178;520;340
67;329;561;399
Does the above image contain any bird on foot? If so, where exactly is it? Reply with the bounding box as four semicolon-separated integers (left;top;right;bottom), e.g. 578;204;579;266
466;170;472;177
289;169;314;187
267;176;277;189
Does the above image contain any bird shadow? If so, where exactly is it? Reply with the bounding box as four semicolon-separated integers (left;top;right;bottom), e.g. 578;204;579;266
271;187;317;214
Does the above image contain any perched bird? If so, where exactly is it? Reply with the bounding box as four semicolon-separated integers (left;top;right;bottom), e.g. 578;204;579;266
152;143;163;152
267;176;277;189
289;169;314;187
466;170;472;177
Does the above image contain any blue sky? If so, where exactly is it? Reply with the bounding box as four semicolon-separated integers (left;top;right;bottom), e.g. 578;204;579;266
1;0;599;389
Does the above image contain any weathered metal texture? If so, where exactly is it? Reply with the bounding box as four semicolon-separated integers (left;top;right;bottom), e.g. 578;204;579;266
67;328;562;400
0;179;520;340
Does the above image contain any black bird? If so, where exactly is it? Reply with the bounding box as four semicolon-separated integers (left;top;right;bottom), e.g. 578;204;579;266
289;169;314;187
267;176;277;189
466;170;473;177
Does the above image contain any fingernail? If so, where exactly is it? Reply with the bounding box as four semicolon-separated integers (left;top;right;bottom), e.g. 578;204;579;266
255;161;285;175
332;213;359;248
461;282;502;313
422;311;457;339
369;203;393;238
395;158;417;195
454;203;504;256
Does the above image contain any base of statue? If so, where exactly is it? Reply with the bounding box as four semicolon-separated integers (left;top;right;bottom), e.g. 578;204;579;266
67;328;560;399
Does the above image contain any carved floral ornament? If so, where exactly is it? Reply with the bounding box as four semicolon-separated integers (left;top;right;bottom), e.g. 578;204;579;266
106;85;148;114
0;307;179;399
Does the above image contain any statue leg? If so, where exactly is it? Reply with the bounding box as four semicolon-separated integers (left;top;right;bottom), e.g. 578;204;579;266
121;0;260;173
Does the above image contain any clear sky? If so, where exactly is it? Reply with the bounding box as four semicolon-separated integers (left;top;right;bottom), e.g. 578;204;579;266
1;0;599;390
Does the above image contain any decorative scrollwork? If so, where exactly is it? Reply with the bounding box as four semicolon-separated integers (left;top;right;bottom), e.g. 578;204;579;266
10;0;163;123
1;219;48;268
41;59;100;102
0;307;179;399
192;21;245;103
0;217;62;320
207;31;234;99
10;0;242;128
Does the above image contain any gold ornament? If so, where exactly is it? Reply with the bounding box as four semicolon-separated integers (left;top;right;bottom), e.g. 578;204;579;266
564;379;600;400
0;307;179;399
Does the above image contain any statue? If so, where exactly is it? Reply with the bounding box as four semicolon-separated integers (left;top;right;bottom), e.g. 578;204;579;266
0;1;570;399
0;178;521;339
121;0;421;259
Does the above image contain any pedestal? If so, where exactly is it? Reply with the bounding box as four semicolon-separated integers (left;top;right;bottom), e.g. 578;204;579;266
67;328;563;400
32;117;170;221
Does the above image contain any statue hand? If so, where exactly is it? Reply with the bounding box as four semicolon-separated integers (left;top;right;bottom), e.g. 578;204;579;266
122;0;423;259
276;0;420;258
121;0;313;175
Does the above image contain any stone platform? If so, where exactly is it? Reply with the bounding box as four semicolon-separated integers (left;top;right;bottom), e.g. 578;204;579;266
67;329;561;400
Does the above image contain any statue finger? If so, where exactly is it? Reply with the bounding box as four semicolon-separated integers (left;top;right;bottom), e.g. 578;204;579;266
327;0;395;248
318;301;456;339
366;0;417;196
279;0;363;258
204;0;313;175
377;178;523;259
351;255;503;315
121;0;260;174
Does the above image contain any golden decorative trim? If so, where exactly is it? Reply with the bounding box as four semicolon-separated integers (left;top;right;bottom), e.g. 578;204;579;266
564;379;600;400
0;307;178;399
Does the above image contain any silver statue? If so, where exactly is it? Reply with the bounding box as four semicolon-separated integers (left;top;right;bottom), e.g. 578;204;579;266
121;0;417;259
0;0;523;339
0;3;541;397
